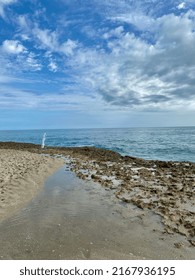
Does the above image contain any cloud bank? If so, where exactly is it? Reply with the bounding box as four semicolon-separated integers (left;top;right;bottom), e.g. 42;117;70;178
0;0;195;119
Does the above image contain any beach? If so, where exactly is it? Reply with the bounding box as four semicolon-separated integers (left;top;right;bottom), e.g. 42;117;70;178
0;141;194;259
0;147;64;221
65;147;195;245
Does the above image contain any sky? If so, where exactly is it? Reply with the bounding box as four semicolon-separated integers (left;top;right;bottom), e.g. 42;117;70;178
0;0;195;129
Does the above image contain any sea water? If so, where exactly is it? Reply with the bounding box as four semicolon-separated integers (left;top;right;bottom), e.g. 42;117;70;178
0;127;194;162
1;166;192;259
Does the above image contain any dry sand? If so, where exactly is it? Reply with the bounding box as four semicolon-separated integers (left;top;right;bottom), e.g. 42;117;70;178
0;148;64;221
0;142;195;250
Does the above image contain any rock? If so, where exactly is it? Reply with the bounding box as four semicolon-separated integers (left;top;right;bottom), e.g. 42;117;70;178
188;240;195;246
174;242;184;248
91;174;99;180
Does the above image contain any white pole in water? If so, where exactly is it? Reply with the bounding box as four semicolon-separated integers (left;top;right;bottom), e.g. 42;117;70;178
41;133;46;149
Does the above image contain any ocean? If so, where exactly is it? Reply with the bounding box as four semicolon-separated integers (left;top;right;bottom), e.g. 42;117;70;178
0;127;194;162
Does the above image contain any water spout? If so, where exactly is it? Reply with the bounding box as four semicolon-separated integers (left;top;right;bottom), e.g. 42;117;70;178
41;133;46;149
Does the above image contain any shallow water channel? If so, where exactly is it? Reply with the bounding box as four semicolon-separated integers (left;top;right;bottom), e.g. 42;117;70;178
0;166;193;259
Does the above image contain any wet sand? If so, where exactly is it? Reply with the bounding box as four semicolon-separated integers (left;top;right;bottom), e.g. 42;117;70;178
0;141;194;258
66;151;195;247
0;166;194;260
0;148;64;221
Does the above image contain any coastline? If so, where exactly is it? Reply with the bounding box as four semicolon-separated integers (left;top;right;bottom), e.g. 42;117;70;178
0;141;195;248
0;147;64;221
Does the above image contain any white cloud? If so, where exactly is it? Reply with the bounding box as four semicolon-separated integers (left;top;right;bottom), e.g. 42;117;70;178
0;84;101;111
0;0;17;17
103;26;124;39
17;15;31;32
157;12;195;43
67;11;195;111
1;40;26;54
0;0;16;3
17;14;28;28
33;27;59;51
48;61;58;72
177;2;186;9
1;0;195;114
60;39;78;56
0;39;42;73
25;53;42;71
16;15;32;42
109;13;156;32
32;27;78;56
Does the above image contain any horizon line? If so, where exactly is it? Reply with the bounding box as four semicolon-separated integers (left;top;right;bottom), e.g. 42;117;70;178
0;125;195;131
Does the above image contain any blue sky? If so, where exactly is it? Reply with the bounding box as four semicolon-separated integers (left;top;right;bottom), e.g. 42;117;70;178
0;0;195;129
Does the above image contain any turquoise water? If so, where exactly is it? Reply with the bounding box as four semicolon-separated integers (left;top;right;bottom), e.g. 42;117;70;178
0;127;195;162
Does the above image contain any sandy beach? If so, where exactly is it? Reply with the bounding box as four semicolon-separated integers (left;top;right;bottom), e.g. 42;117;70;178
0;148;64;221
0;141;194;257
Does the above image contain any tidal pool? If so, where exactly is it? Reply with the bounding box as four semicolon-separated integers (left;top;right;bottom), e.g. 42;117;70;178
0;166;193;259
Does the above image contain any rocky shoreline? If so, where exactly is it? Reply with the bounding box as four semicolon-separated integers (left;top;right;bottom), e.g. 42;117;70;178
0;141;195;247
